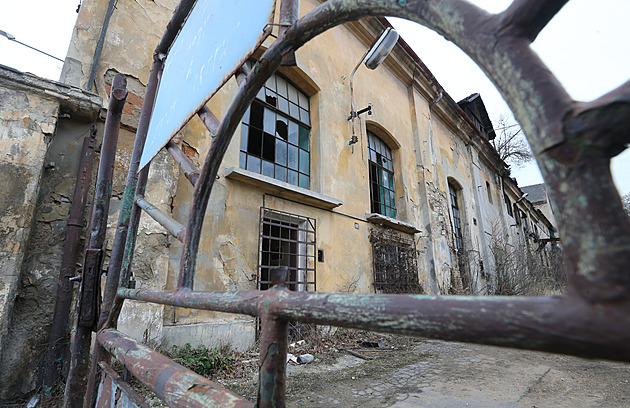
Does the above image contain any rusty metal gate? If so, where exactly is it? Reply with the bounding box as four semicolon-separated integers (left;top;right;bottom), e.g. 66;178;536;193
62;0;630;407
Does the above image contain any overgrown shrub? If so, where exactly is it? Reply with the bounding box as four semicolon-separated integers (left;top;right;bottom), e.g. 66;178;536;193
164;343;233;377
489;228;567;296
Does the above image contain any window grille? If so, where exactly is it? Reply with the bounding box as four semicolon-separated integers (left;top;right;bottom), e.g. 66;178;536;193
240;72;311;189
370;228;422;294
258;207;316;291
367;130;396;218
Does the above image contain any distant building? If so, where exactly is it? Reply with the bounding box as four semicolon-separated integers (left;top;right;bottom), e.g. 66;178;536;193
521;183;557;231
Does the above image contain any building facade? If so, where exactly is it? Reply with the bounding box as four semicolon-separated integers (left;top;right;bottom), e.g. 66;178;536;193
58;0;555;348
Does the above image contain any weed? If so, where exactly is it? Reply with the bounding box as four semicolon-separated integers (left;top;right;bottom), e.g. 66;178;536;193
163;343;234;378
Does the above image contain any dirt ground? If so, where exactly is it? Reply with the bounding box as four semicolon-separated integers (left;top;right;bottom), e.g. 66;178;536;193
222;330;630;408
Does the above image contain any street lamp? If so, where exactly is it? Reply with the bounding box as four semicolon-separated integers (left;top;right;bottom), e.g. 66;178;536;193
0;29;64;62
348;27;399;145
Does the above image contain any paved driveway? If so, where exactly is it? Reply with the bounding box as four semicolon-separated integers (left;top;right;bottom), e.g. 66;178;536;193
286;340;630;407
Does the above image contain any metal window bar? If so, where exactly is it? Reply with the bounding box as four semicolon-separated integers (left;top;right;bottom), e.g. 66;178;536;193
370;229;422;294
258;207;316;292
73;0;630;407
449;184;464;253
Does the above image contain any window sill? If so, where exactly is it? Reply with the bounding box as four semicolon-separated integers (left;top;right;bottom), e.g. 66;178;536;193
365;213;421;234
225;167;343;210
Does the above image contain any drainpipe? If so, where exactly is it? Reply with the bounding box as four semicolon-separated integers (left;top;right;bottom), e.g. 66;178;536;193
86;0;117;91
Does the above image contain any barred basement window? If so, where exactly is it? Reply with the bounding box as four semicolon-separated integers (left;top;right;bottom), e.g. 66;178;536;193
258;208;316;292
368;130;396;218
240;72;311;189
370;229;422;294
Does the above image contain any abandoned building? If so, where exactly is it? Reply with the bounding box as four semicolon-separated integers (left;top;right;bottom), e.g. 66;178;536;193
0;0;557;400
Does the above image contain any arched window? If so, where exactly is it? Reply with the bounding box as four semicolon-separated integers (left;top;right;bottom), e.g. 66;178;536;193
448;180;464;253
240;72;311;189
367;130;396;218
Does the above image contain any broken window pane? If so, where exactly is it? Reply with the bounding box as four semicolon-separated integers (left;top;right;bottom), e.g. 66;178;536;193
240;71;310;189
250;101;264;129
247;127;263;157
265;89;277;107
262;132;275;162
276;116;288;140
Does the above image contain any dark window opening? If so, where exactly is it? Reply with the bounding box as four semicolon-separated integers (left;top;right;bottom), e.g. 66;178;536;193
486;181;493;204
241;72;310;189
367;130;396;218
449;183;464;253
370;229;422;294
504;193;513;217
258;208;316;292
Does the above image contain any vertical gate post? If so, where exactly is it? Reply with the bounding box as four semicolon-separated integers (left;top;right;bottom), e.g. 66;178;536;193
64;74;128;408
103;52;165;329
42;129;97;396
257;267;290;408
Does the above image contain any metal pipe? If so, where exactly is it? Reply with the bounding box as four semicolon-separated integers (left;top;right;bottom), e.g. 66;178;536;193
66;74;128;408
166;141;199;185
101;54;164;330
257;267;289;408
197;105;220;137
42;128;97;396
97;329;254;408
86;0;117;91
279;0;300;66
348;47;371;145
155;0;198;55
117;288;630;362
136;197;186;241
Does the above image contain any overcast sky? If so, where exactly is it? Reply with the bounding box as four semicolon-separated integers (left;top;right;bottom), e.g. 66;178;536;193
0;0;628;195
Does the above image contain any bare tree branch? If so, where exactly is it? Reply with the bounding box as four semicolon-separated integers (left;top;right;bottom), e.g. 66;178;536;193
492;114;533;167
496;0;570;42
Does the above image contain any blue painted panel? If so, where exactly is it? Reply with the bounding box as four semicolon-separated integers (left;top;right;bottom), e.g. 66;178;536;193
140;0;276;170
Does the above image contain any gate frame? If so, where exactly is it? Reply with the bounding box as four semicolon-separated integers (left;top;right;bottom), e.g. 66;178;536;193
68;0;630;407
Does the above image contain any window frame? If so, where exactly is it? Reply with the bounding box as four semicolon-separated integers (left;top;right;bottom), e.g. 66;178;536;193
367;130;396;218
240;72;311;189
449;182;464;254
